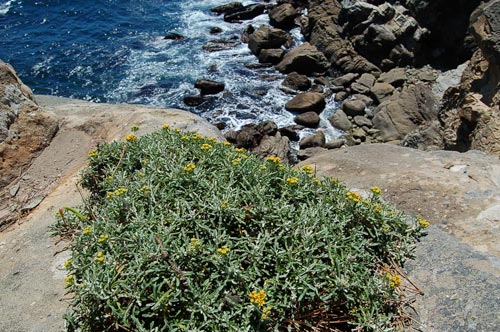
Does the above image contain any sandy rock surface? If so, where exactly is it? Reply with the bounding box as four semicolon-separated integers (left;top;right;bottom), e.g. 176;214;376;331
298;143;500;331
0;95;223;332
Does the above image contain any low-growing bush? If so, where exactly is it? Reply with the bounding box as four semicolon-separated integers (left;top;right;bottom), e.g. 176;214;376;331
53;126;427;332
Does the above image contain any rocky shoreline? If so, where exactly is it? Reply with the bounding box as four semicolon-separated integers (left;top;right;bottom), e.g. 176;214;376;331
181;0;499;162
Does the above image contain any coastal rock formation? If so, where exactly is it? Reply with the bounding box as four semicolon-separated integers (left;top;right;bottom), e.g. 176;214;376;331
223;4;266;22
194;79;225;95
275;42;329;74
0;61;58;190
297;143;500;332
284;92;326;113
248;25;292;55
438;0;500;157
269;3;298;29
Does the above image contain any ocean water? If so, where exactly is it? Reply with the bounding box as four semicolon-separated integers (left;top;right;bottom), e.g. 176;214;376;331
0;0;341;140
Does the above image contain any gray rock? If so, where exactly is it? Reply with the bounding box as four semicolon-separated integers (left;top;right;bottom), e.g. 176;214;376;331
352;127;367;140
325;139;346;149
294;111;320;128
328;110;352;131
269;3;298;29
350;82;370;94
296;147;328;160
377;67;407;87
356;73;376;89
334;91;349;102
285;92;326;114
276;42;330;75
248;25;292;55
370;82;395;104
342;99;366;117
282;72;311;91
258;48;284;64
211;2;243;15
332;73;359;86
353;115;372;128
351;94;374;107
299;130;326;149
252;132;290;161
194;79;225;95
224;4;266;22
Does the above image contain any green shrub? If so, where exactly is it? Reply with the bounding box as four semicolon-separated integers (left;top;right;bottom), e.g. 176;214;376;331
53;125;427;332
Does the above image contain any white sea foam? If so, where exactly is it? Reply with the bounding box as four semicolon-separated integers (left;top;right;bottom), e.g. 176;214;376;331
107;0;343;143
0;0;16;15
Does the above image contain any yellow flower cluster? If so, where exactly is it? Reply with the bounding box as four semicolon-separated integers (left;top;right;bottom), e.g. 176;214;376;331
181;135;190;140
125;134;137;142
301;165;314;174
188;237;203;252
386;273;401;288
107;187;128;198
174;128;181;133
192;133;202;140
347;191;361;203
200;143;213;151
286;177;299;184
259;165;267;171
217;246;230;255
130;125;139;132
261;306;272;320
221;201;229;209
82;226;92;235
98;234;109;243
232;158;241;166
374;204;382;213
184;163;196;172
267;156;281;164
370;186;381;195
64;259;72;269
249;290;266;306
234;147;246;153
312;177;320;184
141;185;149;193
162;124;170;130
223;141;231;146
65;274;74;287
88;149;98;158
417;216;430;228
95;252;105;263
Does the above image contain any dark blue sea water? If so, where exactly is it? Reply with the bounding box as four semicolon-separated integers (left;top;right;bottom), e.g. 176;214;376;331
0;0;340;139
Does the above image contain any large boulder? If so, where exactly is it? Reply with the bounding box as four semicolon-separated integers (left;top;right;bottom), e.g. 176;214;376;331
269;3;299;29
438;0;500;157
372;84;437;142
328;109;352;131
0;61;58;190
282;72;311;91
294;111;320;128
224;4;266;22
275;42;330;75
247;25;292;55
285;92;326;113
211;2;244;15
258;48;284;64
194;79;225;95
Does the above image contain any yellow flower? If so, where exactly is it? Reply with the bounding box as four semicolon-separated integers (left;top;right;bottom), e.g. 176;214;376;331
88;149;98;158
65;274;74;287
223;141;231;146
200;143;213;151
262;306;272;320
162;124;170;130
235;147;246;153
114;188;128;196
181;135;190;140
188;237;203;253
312;177;320;184
267;156;281;164
418;217;430;228
192;133;202;140
125;134;137;142
232;158;241;166
64;259;72;269
221;201;229;209
249;290;266;307
370;186;381;195
374;204;382;213
386;273;401;288
259;165;267;171
301;165;314;174
286;177;299;184
141;185;149;193
106;191;114;199
131;125;139;132
138;172;145;177
347;191;361;203
95;251;105;263
277;164;285;170
98;234;109;243
184;163;196;172
174;128;181;133
217;246;230;255
82;226;92;235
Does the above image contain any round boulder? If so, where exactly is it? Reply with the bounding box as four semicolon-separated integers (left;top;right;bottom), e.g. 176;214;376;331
247;25;292;55
194;79;225;95
342;99;366;116
276;42;330;75
294;111;320;128
285;92;326;114
282;72;311;91
258;48;284;64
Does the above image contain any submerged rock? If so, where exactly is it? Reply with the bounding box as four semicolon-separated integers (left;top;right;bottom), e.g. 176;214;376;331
194;79;225;95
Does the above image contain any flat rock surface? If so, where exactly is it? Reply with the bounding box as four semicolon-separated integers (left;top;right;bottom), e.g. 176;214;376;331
0;96;223;332
298;143;500;331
